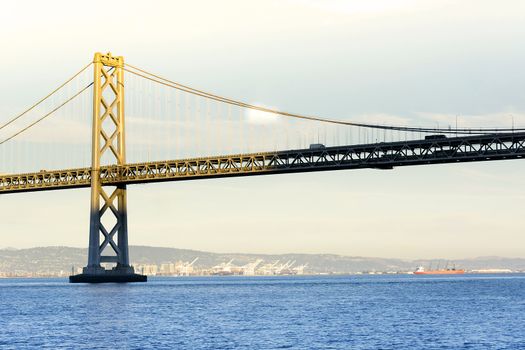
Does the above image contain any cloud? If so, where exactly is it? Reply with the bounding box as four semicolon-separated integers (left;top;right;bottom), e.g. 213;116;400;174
246;103;282;125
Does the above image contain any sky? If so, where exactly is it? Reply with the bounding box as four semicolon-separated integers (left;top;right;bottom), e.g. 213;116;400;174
1;0;525;259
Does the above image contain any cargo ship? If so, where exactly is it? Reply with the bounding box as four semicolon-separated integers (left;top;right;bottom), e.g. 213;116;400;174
413;266;465;275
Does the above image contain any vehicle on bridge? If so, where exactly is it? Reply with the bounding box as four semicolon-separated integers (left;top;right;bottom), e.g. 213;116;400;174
425;134;447;140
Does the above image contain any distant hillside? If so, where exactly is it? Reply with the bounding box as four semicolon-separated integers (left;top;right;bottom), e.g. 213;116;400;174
0;246;524;275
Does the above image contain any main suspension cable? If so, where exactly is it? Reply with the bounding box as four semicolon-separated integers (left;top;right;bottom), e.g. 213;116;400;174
0;62;92;131
0;82;94;145
125;63;524;135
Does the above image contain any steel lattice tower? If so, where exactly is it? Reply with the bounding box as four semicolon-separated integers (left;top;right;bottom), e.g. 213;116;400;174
70;53;146;283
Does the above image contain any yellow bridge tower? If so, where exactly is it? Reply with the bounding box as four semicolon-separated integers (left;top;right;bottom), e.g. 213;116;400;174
70;53;146;283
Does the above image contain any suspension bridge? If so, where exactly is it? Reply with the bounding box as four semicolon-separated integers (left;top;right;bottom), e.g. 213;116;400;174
1;52;523;283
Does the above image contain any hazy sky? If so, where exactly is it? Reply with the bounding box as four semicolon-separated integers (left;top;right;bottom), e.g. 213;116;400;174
1;0;525;259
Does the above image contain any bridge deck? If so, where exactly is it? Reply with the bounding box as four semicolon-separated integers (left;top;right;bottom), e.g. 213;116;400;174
2;132;525;194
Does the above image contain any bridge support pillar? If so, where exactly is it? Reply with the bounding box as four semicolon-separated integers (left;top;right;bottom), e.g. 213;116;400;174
70;52;146;283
